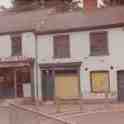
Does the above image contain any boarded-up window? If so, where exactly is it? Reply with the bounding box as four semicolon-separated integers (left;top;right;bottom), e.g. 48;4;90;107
90;31;108;56
90;71;109;93
11;34;22;56
53;35;70;58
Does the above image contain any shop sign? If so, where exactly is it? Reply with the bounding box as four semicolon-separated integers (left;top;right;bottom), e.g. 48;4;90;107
0;56;32;63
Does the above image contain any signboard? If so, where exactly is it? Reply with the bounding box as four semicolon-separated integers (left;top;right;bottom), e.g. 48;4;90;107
0;56;33;63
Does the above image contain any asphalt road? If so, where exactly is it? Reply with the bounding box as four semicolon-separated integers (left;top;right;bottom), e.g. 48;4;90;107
68;111;124;124
0;106;124;124
0;107;10;124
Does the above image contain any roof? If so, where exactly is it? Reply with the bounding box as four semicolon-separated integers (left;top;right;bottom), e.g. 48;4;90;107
0;8;54;34
0;6;124;35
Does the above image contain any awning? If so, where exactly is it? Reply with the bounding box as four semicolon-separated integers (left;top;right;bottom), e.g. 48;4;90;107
39;62;82;70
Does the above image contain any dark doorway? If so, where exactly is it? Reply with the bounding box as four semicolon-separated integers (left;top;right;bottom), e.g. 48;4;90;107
16;68;31;97
117;71;124;101
42;70;54;101
0;69;15;98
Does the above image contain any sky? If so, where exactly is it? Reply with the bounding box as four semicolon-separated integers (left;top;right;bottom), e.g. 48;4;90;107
0;0;12;8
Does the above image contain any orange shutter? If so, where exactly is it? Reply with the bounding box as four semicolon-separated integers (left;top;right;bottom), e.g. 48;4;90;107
55;73;79;99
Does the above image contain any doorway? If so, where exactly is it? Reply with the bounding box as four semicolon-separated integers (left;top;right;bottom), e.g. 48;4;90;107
117;71;124;101
0;69;14;98
42;70;54;101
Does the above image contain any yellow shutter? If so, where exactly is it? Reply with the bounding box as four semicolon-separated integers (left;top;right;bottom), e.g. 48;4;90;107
55;73;79;99
91;72;109;93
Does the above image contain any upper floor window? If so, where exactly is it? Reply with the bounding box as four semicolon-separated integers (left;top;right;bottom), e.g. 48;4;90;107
98;0;124;7
90;31;108;56
109;0;124;5
53;34;70;58
11;34;22;56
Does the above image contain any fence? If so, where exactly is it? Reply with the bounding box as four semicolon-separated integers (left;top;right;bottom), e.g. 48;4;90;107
9;103;71;124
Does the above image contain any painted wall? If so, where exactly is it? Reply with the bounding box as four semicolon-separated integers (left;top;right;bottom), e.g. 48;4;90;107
37;27;124;99
0;32;36;58
0;35;11;57
22;32;35;58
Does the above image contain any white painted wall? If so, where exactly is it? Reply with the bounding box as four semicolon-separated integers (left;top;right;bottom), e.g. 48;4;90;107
22;32;35;57
0;32;36;58
37;27;124;99
0;35;11;57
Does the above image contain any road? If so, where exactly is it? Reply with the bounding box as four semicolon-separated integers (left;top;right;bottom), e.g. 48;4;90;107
0;106;124;124
66;111;124;124
0;107;10;124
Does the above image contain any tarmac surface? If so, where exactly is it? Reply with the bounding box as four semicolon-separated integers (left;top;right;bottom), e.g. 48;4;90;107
1;103;124;124
0;107;10;124
68;111;124;124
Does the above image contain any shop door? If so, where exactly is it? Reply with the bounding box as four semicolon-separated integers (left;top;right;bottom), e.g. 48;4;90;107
42;70;54;101
117;71;124;101
55;71;79;99
91;71;109;93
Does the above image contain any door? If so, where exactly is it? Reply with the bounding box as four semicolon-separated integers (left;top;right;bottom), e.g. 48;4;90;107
16;70;24;97
91;71;109;93
117;71;124;101
55;70;79;99
42;70;54;101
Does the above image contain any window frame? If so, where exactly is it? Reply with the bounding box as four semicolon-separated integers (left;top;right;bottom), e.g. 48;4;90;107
89;31;109;56
53;34;70;58
11;34;22;56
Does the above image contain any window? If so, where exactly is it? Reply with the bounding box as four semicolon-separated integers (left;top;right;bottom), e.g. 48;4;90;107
90;71;109;93
109;0;124;5
53;34;70;58
11;34;22;56
99;0;124;7
90;31;108;56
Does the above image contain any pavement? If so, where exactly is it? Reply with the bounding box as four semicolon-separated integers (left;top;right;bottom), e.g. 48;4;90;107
1;100;124;124
19;102;124;124
0;107;10;124
68;111;124;124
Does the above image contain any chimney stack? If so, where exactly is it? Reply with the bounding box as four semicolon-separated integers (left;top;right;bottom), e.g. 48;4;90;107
83;0;98;12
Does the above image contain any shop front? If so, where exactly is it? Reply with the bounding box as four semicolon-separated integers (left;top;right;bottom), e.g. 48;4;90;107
0;56;34;99
40;62;82;101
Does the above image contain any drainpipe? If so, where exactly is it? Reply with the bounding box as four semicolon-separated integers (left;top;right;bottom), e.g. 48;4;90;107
34;33;39;105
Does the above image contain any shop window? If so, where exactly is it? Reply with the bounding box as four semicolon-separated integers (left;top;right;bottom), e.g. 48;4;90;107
90;31;108;56
90;71;109;93
53;34;70;58
16;68;31;83
11;34;22;56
